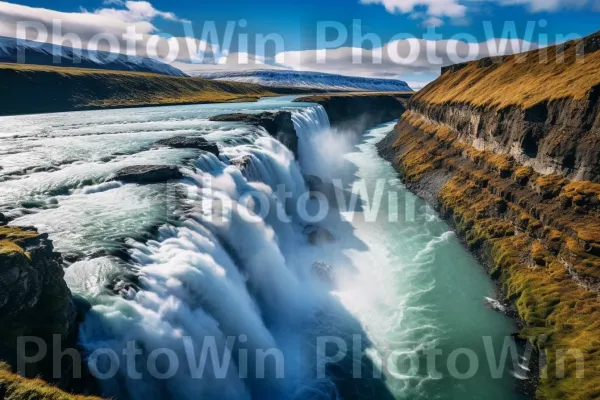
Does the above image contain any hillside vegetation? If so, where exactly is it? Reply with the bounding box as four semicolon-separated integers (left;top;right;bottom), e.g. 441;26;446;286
415;32;600;109
0;63;278;115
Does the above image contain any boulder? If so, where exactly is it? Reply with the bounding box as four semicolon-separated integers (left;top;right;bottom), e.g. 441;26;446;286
210;112;299;157
231;156;253;174
112;165;182;184
304;175;323;192
484;297;507;313
312;261;335;286
303;225;335;245
0;212;7;226
154;137;219;157
107;272;141;298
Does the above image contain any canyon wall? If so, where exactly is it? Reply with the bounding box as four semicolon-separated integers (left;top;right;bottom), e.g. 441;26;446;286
378;31;600;400
295;93;411;133
0;225;95;398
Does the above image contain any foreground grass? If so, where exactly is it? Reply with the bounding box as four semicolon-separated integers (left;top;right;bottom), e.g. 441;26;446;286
0;363;103;400
0;63;277;115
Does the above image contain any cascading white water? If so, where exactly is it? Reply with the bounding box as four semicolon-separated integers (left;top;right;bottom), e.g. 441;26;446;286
76;110;350;400
291;106;357;183
291;106;331;178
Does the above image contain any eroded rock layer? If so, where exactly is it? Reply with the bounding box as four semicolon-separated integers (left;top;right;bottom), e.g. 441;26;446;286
0;227;78;385
295;93;411;133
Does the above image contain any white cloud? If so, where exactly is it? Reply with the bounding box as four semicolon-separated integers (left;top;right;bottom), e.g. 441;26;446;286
178;36;537;89
361;0;467;18
422;17;444;27
495;0;591;12
91;0;185;24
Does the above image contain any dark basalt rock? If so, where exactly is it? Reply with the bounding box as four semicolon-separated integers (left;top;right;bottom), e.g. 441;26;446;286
72;294;92;324
154;136;219;157
303;225;335;245
107;272;141;298
112;165;182;184
0;212;7;226
312;261;335;286
295;94;410;134
0;226;77;380
210;111;298;156
304;175;323;191
230;155;253;174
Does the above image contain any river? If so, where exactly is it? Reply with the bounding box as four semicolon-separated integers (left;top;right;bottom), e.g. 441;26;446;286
0;96;527;399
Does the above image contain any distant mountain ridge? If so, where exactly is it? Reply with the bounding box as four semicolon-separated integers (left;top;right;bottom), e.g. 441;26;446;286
0;36;186;77
190;69;413;92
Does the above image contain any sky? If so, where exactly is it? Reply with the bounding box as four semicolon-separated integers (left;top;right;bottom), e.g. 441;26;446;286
1;0;600;88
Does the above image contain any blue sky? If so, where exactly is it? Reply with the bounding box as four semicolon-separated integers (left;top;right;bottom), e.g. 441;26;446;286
14;0;600;47
1;0;600;88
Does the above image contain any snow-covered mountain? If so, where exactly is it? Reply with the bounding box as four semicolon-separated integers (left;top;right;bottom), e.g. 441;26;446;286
189;69;413;92
0;37;186;77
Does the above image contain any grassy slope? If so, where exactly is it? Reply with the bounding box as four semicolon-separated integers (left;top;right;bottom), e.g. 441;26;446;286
414;32;600;109
0;63;278;115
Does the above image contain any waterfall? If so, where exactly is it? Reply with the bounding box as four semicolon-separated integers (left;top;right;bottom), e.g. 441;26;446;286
291;106;331;178
76;112;342;400
291;106;355;183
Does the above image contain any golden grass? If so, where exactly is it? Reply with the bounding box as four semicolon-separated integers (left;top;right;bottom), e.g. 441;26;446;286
0;227;40;256
392;111;600;399
414;34;600;109
0;363;103;400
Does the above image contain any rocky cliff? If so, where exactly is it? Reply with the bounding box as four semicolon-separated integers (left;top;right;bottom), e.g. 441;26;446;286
295;92;411;133
410;31;600;182
210;111;299;156
0;226;91;397
378;31;600;400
